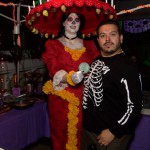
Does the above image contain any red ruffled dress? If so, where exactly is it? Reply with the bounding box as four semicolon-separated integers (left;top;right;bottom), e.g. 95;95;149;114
42;39;100;150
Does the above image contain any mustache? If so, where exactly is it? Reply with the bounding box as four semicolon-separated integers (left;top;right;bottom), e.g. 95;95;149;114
104;42;113;45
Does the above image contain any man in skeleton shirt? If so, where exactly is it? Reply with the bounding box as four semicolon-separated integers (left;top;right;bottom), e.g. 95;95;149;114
82;20;142;150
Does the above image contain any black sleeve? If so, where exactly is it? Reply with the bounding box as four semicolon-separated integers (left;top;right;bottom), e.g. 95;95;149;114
109;64;142;138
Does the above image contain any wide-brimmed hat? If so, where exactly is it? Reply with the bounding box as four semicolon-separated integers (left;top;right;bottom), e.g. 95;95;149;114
25;0;117;38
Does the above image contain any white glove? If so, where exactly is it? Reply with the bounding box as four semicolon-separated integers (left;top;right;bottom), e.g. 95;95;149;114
53;70;68;90
71;71;84;84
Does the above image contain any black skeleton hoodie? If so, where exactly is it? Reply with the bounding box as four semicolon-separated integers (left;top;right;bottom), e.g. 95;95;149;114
82;53;142;138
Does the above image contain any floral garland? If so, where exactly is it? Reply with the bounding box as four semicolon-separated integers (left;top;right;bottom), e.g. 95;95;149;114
65;46;86;61
42;80;79;150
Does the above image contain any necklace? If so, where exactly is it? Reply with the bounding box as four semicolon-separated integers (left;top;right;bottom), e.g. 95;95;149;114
64;34;77;40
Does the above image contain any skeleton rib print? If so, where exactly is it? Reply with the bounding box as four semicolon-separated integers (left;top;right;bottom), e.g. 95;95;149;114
83;60;109;109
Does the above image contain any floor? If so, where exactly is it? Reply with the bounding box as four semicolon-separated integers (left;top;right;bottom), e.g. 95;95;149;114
22;137;52;150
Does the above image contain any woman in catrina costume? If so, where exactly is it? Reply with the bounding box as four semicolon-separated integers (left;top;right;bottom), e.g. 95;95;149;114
25;1;116;150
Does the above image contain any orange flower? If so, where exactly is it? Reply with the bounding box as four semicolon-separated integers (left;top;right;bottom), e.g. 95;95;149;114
65;46;86;61
67;71;76;86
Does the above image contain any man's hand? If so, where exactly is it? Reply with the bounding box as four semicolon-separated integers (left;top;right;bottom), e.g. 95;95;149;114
97;129;115;146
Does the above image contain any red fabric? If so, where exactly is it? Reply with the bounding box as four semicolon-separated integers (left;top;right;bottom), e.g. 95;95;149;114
25;0;117;37
42;39;100;150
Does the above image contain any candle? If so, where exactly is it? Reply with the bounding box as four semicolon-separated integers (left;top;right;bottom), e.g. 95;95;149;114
111;0;114;7
28;5;31;13
33;0;35;7
105;0;108;3
39;0;42;5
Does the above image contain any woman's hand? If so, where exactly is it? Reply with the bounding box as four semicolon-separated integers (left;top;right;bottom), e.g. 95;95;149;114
53;70;68;90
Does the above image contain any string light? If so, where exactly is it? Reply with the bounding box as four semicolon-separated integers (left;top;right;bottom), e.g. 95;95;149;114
1;1;149;20
0;2;21;48
0;2;16;25
117;4;150;15
0;57;5;95
17;35;21;47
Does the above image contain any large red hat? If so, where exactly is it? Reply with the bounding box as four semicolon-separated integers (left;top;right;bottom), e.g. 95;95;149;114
25;0;117;38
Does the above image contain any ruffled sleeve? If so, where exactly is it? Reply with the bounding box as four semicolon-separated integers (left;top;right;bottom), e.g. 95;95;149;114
42;39;60;78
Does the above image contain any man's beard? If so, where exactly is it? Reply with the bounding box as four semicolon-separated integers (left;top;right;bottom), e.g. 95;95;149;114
100;42;121;55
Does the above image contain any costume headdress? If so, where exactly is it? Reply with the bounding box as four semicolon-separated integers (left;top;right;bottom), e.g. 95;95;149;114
25;0;117;38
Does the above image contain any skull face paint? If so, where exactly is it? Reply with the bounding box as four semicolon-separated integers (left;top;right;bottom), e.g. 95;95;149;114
63;13;81;34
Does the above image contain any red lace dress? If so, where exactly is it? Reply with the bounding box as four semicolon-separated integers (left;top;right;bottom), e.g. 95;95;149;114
42;39;100;150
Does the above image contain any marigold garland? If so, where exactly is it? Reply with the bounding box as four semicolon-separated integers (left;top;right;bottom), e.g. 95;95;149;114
65;46;86;61
42;80;80;150
67;71;76;86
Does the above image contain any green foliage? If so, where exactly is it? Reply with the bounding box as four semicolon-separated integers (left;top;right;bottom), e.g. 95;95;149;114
35;0;47;5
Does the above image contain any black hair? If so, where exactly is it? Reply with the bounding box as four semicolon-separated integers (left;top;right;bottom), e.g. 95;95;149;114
96;19;122;37
57;13;85;38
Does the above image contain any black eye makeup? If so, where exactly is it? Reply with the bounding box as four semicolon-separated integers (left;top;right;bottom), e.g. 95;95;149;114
67;17;73;21
67;17;80;22
75;18;80;22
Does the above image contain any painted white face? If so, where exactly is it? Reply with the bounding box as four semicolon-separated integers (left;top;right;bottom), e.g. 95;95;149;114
63;13;81;34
